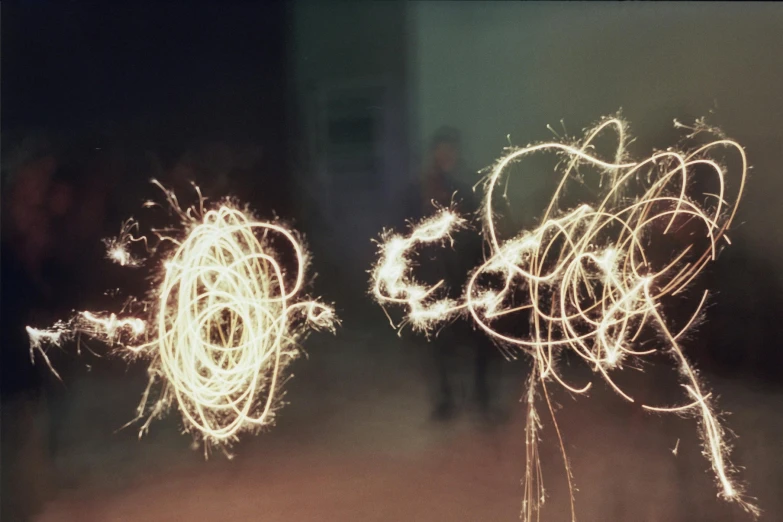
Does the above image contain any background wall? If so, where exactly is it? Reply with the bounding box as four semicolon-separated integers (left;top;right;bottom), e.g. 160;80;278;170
410;1;783;255
291;1;410;301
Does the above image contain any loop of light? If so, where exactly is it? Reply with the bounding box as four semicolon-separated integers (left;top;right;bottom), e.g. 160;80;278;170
28;181;336;455
371;115;757;519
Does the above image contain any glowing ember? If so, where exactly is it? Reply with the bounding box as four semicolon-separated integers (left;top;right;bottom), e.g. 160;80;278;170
371;115;757;518
28;180;336;456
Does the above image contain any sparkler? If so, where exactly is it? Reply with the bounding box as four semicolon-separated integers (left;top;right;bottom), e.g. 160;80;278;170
371;115;757;518
28;180;336;455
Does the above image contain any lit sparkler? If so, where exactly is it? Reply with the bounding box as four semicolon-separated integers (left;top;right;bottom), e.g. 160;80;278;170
28;180;336;455
371;115;757;518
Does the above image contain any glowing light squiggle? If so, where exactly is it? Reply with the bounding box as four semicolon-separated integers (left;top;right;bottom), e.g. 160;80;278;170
28;181;336;455
371;115;757;518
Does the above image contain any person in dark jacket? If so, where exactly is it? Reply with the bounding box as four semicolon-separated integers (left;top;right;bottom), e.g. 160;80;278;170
398;127;501;423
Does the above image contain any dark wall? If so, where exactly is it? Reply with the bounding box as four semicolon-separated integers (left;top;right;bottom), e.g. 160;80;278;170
3;3;291;212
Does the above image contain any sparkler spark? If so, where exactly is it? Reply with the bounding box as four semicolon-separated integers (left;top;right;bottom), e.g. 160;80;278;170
371;115;757;518
28;180;336;454
103;218;146;267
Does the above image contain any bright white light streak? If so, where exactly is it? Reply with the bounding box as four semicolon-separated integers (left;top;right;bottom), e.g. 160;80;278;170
28;181;337;456
370;114;757;519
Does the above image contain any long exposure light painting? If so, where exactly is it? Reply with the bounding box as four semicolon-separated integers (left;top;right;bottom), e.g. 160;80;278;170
371;115;757;519
28;180;337;456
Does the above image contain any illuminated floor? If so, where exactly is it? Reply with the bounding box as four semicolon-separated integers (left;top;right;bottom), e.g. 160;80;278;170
20;325;783;521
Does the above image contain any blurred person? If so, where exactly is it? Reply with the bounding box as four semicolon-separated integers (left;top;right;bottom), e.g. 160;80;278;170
1;148;116;519
1;155;60;520
42;151;115;471
168;141;233;199
165;141;283;218
400;127;504;424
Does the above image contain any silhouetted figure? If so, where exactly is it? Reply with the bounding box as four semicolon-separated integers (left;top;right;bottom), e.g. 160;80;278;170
399;127;501;423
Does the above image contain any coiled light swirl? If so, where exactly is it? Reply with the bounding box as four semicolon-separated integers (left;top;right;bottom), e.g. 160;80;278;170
28;181;336;455
372;115;758;519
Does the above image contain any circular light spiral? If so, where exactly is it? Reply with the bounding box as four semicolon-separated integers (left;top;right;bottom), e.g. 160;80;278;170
28;182;336;455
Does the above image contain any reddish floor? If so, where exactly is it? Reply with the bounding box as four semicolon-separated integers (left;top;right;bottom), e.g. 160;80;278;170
7;327;782;521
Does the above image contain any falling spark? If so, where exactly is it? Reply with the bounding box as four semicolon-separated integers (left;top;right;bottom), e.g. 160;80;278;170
371;114;757;518
28;180;336;455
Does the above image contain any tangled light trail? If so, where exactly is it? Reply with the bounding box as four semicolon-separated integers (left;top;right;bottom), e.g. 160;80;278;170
28;180;336;455
371;115;757;518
